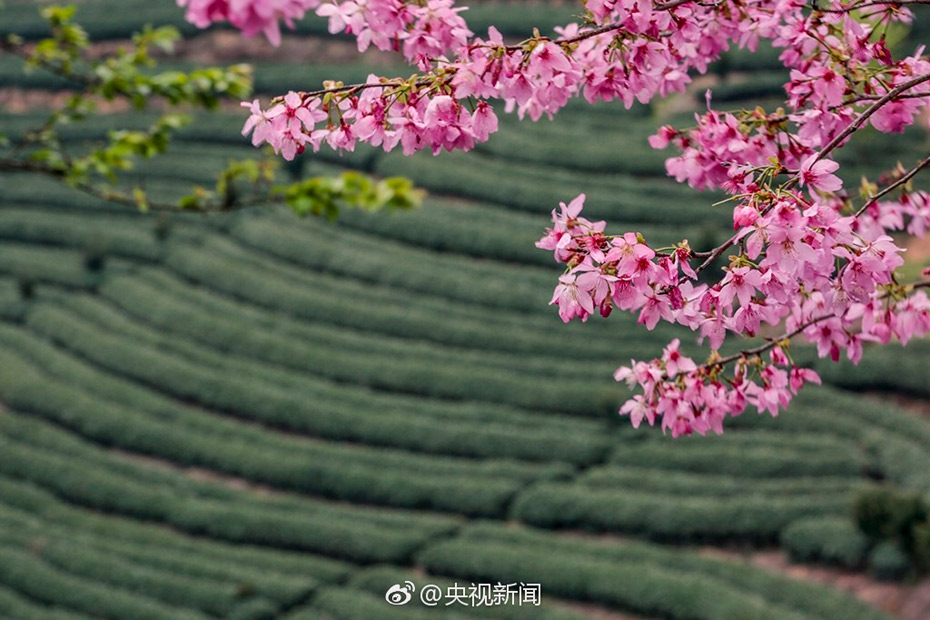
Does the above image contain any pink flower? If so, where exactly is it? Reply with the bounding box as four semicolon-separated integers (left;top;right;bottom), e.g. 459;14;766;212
550;273;595;323
799;155;843;193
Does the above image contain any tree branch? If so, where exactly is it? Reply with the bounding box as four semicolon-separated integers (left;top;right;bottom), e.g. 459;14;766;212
292;0;713;101
855;154;930;217
816;73;930;163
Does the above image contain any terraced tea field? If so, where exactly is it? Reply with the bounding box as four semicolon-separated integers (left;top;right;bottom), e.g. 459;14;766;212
1;1;929;618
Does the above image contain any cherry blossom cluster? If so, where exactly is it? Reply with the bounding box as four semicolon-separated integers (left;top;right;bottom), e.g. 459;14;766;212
615;341;823;438
537;172;930;436
232;0;821;160
177;0;318;46
188;0;930;436
177;0;470;65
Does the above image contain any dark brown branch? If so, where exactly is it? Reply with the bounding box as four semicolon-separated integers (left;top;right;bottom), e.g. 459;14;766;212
816;73;930;163
813;0;930;12
855;154;930;217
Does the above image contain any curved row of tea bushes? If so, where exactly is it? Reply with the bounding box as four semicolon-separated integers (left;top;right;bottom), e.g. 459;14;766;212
419;534;844;620
418;524;892;620
375;150;727;226
811;344;930;399
0;422;457;549
0;528;280;619
0;351;553;517
94;272;617;417
578;466;862;497
0;500;319;610
126;265;611;381
509;483;851;542
865;430;930;492
609;440;865;479
295;585;586;620
0;208;177;261
0;477;353;584
780;517;869;569
196;229;681;348
0;545;209;620
0;583;93;620
0;439;457;564
228;214;558;313
22;302;620;457
161;236;680;364
0;243;108;288
479;114;670;175
0;321;595;468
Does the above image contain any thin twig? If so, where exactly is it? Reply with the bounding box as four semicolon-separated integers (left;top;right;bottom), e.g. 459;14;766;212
854;154;930;217
812;0;930;12
294;0;710;100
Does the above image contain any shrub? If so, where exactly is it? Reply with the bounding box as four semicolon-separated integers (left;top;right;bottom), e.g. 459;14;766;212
869;542;911;581
579;466;860;497
0;545;209;620
430;523;892;620
0;583;92;620
0;477;353;585
510;483;850;543
0;432;457;564
853;484;928;550
610;440;865;478
22;303;614;461
781;517;869;569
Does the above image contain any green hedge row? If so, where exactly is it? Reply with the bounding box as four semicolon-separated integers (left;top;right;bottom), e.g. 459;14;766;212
724;387;930;451
289;587;443;620
0;544;209;620
0;436;457;564
419;536;829;620
609;440;866;478
95;270;619;423
781;517;869;569
0;243;101;288
578;466;861;497
0;326;580;481
0;583;93;620
418;523;892;620
375;149;726;227
478;114;670;176
510;482;851;543
810;343;930;400
0;208;164;261
0;499;319;610
22;301;616;460
0;477;353;584
864;430;930;491
297;584;583;620
198;229;678;351
301;196;697;268
0;401;496;540
0;359;534;519
229;214;557;313
0;528;280;619
161;235;675;365
130;264;611;382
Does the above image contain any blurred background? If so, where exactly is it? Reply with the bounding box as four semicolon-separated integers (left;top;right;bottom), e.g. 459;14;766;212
1;0;930;618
